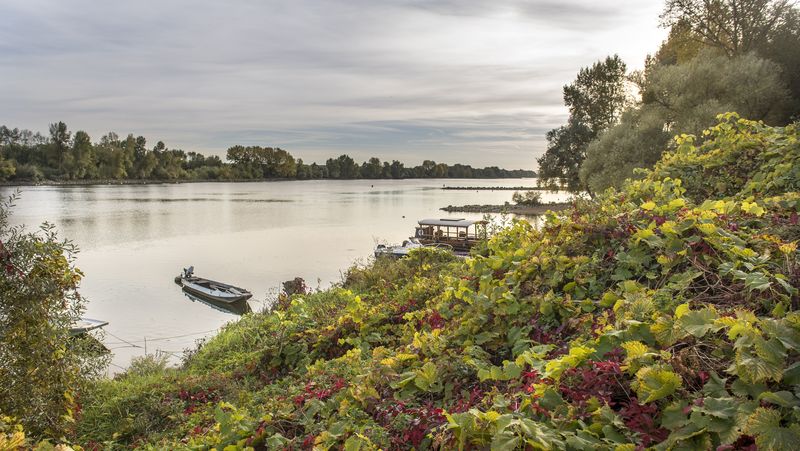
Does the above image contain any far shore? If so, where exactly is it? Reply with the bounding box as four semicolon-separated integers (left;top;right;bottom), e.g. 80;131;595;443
440;202;571;216
0;177;537;188
441;185;554;191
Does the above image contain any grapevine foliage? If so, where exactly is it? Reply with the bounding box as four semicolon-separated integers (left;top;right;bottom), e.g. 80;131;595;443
77;114;800;450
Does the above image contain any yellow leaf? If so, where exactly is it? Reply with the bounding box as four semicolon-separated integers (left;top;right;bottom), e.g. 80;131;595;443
622;341;649;360
641;201;656;211
674;303;690;318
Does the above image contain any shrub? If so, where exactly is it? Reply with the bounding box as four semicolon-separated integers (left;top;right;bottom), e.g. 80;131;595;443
0;193;107;438
512;190;543;206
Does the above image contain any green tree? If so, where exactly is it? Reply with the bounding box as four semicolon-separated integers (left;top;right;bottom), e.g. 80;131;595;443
661;0;793;56
0;156;15;181
536;55;628;193
360;157;382;179
70;131;96;179
580;50;791;192
95;133;127;179
756;6;800;118
47;122;71;176
0;195;107;437
390;160;404;179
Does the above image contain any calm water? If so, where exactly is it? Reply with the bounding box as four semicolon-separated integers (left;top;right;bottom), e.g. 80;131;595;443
2;178;568;371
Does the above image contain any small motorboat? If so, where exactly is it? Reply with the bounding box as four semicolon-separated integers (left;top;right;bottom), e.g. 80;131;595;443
374;238;452;258
70;318;109;336
175;266;253;303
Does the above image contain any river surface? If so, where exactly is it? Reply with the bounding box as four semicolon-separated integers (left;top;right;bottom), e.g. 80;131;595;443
2;178;568;371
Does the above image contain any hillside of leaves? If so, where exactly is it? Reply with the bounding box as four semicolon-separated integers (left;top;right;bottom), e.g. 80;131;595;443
45;113;799;449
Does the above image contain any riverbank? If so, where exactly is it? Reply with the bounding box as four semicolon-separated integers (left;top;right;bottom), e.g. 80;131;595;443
441;185;553;191
0;177;538;187
440;202;570;215
0;178;297;187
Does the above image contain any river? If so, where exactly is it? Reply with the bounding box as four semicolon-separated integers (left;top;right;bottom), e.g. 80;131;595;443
2;178;569;371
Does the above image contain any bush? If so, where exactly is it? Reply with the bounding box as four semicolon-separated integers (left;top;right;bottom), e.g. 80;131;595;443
0;194;107;438
512;190;543;206
11;163;43;182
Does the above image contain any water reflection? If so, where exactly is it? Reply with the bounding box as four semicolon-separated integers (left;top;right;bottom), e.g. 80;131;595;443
182;290;252;316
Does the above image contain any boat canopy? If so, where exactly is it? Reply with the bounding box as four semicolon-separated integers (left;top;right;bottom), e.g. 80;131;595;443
418;218;488;228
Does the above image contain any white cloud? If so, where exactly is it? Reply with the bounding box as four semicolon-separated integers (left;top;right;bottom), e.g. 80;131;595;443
0;0;667;169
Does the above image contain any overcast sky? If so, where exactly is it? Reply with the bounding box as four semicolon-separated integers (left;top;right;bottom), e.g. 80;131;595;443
0;0;667;169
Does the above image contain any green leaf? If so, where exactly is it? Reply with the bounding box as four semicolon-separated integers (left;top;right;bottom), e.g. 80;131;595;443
744;271;772;291
414;361;438;391
490;432;520;451
745;408;800;451
676;308;718;338
636;366;682;403
758;391;800;408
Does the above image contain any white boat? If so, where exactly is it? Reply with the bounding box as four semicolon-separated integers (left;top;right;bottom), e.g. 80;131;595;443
175;266;253;303
374;238;452;258
69;318;109;336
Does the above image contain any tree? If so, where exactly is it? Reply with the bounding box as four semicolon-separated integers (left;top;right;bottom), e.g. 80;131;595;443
361;157;382;179
330;154;358;179
661;0;793;56
0;195;107;437
536;55;628;193
580;50;792;192
70;131;96;179
755;6;800;118
390;160;404;179
0;156;14;181
48;122;71;175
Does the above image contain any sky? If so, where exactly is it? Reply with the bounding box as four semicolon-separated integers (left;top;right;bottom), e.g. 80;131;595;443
0;0;668;169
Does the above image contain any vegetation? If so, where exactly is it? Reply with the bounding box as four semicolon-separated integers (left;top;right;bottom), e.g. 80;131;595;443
511;191;543;207
0;193;108;439
4;114;776;449
580;49;791;193
0;125;533;184
541;0;799;194
536;55;628;194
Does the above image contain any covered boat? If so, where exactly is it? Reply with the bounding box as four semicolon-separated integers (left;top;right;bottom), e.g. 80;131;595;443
374;218;487;258
414;218;488;253
175;266;253;303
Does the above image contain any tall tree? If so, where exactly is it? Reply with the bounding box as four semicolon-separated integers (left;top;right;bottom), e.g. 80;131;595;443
661;0;793;56
580;50;791;192
70;130;95;179
537;55;628;193
48;121;71;174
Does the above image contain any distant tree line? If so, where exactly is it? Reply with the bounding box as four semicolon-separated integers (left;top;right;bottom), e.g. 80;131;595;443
0;124;533;183
538;0;800;195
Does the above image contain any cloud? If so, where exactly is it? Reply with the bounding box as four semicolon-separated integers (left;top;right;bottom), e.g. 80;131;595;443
0;0;667;169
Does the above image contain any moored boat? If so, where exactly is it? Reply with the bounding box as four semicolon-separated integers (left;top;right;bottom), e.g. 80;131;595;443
374;238;453;258
175;266;253;303
375;218;487;258
413;218;488;253
70;318;109;336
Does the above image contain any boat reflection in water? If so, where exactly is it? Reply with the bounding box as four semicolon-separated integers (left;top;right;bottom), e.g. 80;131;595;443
182;289;252;316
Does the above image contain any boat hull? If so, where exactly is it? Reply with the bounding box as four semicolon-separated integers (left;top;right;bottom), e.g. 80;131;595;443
182;289;251;315
179;278;253;303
